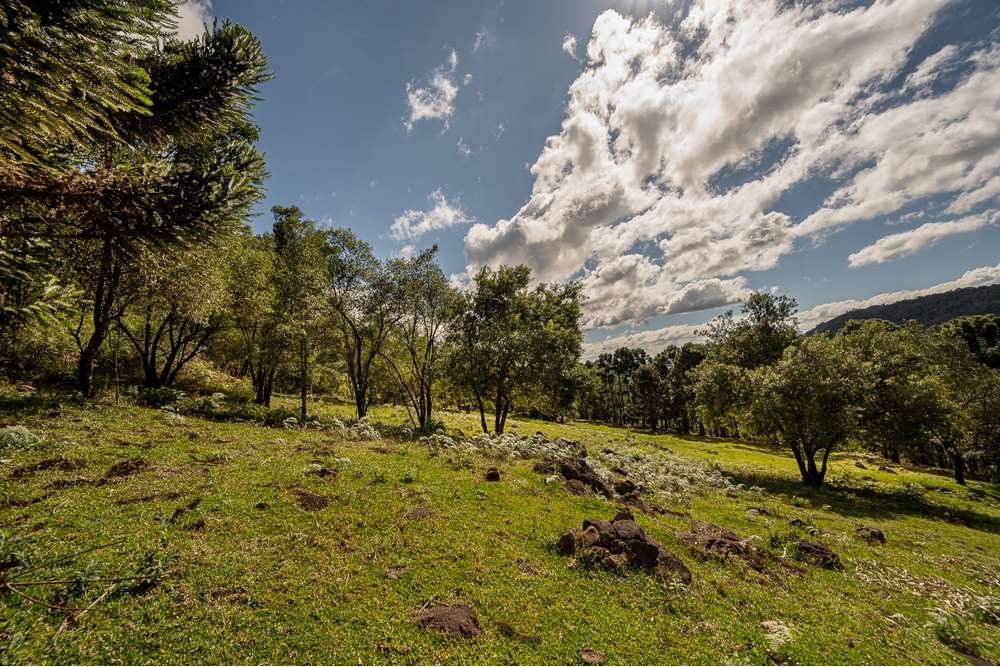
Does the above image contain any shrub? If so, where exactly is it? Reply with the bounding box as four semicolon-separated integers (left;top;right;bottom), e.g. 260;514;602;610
0;425;44;451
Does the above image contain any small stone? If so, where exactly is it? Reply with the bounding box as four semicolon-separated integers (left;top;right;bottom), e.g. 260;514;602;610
613;508;635;522
565;479;590;495
612;519;645;542
856;526;886;544
613;479;636;495
580;648;605;665
485;466;500;482
386;565;408;580
556;529;581;555
581;525;602;547
854;460;867;469
655;549;692;585
625;539;660;569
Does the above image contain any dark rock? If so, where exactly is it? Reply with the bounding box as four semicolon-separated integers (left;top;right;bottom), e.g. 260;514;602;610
564;479;590;496
788;518;807;528
856;526;886;544
854;460;867;469
485;466;501;482
605;552;628;569
619;492;654;516
655;549;693;585
581;525;602;547
614;508;635;522
878;465;897;474
794;539;842;569
537;457;613;497
612;519;645;542
626;539;661;569
412;604;481;637
556;529;581;555
614;479;636;495
582;519;616;545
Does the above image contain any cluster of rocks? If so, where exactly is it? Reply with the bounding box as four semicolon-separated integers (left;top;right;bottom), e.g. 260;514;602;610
555;510;692;584
534;457;612;497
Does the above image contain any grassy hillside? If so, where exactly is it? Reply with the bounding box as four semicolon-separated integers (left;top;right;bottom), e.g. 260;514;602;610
2;389;999;664
809;284;1000;335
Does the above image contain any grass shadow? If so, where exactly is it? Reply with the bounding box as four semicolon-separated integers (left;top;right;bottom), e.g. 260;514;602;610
725;466;1000;535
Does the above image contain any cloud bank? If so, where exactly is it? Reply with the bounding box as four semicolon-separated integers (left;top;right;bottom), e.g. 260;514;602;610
461;1;999;331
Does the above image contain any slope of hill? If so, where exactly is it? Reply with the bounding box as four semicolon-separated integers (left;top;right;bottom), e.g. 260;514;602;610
2;388;999;664
810;284;1000;335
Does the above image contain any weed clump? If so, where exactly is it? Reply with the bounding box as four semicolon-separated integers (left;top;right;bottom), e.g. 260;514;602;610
0;425;44;452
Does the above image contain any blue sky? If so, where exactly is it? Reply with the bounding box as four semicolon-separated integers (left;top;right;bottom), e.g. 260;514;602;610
181;0;1000;356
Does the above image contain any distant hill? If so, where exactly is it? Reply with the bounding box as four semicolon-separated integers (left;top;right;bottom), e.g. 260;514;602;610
809;284;1000;335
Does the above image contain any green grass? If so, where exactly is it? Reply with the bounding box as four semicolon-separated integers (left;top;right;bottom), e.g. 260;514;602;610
2;390;999;664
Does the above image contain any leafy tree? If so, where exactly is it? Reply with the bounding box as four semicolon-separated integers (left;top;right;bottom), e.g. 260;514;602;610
116;243;230;389
226;233;281;406
704;292;799;369
326;229;403;419
447;265;582;434
746;336;862;487
924;333;1000;484
271;206;329;420
835;320;946;464
660;343;707;433
630;363;663;429
941;315;1000;369
2;23;270;395
692;360;751;438
378;247;459;430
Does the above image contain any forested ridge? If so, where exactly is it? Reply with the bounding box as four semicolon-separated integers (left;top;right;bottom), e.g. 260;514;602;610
810;284;1000;335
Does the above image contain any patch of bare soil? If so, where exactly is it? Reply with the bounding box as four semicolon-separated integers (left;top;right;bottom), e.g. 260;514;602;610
412;604;482;637
676;519;803;579
103;458;149;479
170;497;202;523
11;457;80;479
404;507;432;520
291;489;328;511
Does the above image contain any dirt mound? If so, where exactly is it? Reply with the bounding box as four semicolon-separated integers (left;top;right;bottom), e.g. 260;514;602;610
412;604;481;637
291;490;328;511
792;539;842;569
115;491;185;506
103;458;148;479
534;457;612;497
676;520;802;579
556;510;691;584
856;526;886;544
11;457;79;479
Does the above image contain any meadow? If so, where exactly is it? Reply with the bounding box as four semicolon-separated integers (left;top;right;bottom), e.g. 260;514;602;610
2;388;998;665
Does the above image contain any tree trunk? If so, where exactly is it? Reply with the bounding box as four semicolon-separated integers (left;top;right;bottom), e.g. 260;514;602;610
299;335;308;422
954;451;966;485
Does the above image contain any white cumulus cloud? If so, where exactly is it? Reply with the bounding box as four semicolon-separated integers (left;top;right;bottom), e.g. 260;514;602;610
391;189;473;241
173;0;213;41
847;211;998;267
405;50;460;131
